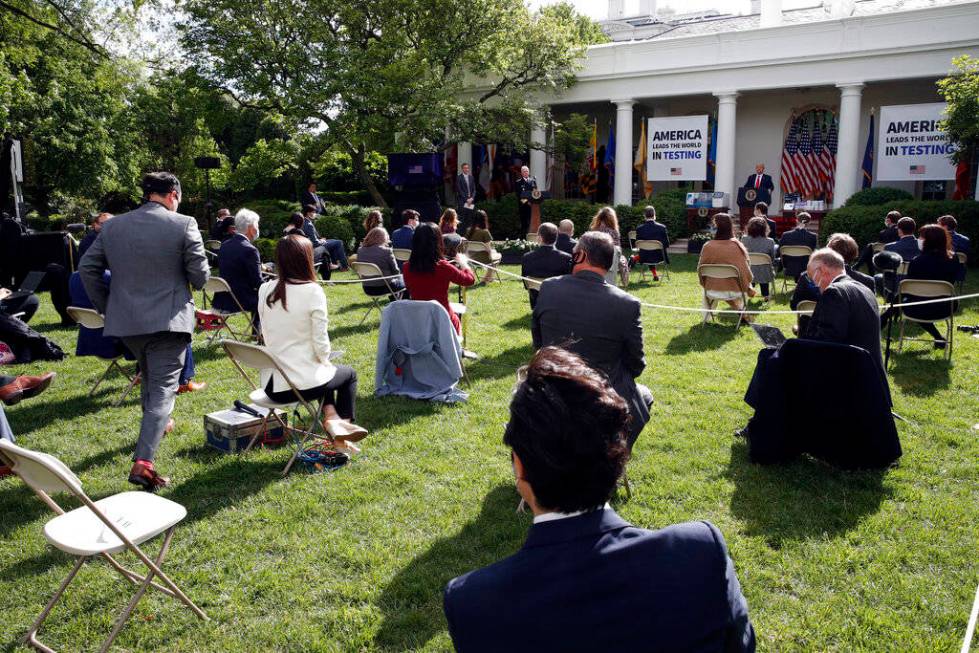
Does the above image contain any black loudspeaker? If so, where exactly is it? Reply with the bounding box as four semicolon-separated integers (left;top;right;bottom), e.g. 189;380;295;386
194;156;221;169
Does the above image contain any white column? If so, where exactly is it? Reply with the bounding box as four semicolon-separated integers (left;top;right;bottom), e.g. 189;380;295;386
457;141;472;173
833;83;865;207
612;100;636;206
714;92;739;204
529;124;547;188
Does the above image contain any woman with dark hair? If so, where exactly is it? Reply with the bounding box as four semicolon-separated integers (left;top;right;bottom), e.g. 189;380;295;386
439;208;464;256
363;209;383;234
465;210;501;283
697;213;755;320
589;206;629;286
284;212;307;238
403;222;475;334
740;216;777;300
258;235;367;451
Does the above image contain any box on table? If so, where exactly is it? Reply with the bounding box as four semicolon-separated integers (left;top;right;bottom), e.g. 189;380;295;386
204;404;289;453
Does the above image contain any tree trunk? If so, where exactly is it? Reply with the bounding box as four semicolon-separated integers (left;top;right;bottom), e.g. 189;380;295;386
351;144;387;208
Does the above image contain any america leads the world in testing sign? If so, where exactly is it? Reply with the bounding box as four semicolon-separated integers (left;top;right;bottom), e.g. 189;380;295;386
647;115;709;182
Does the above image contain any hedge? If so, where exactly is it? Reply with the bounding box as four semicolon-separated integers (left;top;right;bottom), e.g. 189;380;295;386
842;186;914;207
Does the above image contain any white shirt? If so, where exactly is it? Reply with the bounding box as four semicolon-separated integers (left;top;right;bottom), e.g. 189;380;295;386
533;503;611;524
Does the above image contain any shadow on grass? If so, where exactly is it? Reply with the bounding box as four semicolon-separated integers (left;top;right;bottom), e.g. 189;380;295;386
664;322;740;354
373;484;527;651
465;344;535;382
5;391;123;436
162;456;281;526
723;442;890;547
501;313;532;330
887;348;951;397
355;393;446;433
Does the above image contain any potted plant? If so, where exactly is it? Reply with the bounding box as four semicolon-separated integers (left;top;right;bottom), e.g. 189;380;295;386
687;231;712;254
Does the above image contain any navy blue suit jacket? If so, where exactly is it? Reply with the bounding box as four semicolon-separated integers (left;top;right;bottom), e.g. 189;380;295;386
884;235;920;261
635;220;670;264
950;230;971;256
215;234;261;313
444;509;755;652
391;225;415;250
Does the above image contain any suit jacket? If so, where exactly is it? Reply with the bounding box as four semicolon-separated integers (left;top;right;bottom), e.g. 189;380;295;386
765;218;778;239
804;275;883;379
878;225;899;244
555;232;576;256
635;220;670;264
79;201;209;338
302;217;324;246
515;176;538;210
532;271;648;442
391;225;415;250
455;173;476;208
302;190;325;214
77;229;100;260
215;233;262;313
444;510;755;653
779;226;817;250
950;230;971;256
884;235;920;261
744;173;774;193
521;245;571;308
355;244;402;288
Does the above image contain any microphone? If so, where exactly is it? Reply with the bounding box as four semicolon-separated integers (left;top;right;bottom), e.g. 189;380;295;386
233;400;261;417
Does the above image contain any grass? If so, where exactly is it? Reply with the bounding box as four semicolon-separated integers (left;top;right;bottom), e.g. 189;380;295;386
1;254;978;652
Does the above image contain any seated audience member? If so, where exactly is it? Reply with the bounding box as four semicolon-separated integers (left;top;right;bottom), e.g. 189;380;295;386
884;217;920;261
355;227;406;299
741;217;777;301
68;271;204;393
209;208;236;242
634;205;670;281
443;347;755;653
0;372;56;406
464;210;502;283
754;201;777;239
403;222;476;335
283;212;308;239
362;209;382;234
938;214;970;283
78;212;112;259
779;211;818;250
439;209;464;257
855;210;902;271
590;206;629;286
391;210;419;250
520;222;571;308
258;235;366;451
0;285;40;324
302;204;349;272
532;231;651;446
555;219;577;255
215;209;263;331
791;233;875;332
698;213;756;320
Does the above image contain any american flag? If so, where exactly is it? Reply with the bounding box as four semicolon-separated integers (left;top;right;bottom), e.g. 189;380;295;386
670;167;682;176
824;120;838;201
812;123;828;195
780;118;801;194
795;120;819;197
910;165;926;175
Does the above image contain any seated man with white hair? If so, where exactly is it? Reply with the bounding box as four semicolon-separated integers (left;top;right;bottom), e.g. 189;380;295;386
555;219;577;255
215;208;263;329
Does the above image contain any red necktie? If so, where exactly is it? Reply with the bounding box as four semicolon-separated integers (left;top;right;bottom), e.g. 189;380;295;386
754;175;762;189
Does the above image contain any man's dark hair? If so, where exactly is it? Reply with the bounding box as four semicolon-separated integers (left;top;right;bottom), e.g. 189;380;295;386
796;211;811;225
141;172;180;199
897;216;916;236
885;210;902;225
537;222;558;245
402;209;420;223
938;214;958;231
575;231;614;271
504;347;629;512
302;204;317;215
754;201;768;216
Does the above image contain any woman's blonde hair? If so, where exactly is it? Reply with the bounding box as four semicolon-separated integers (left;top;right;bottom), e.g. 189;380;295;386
439;208;458;234
589;206;618;232
361;226;389;249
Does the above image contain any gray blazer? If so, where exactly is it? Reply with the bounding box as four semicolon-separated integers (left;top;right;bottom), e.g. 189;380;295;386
356;244;401;288
79;201;210;337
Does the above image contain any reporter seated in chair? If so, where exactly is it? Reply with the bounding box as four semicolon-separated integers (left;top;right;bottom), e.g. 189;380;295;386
634;205;670;281
355;226;406;300
215;209;263;332
464;210;502;283
443;347;755;653
402;222;476;337
884;216;920;261
520;222;571;308
792;233;875;309
778;211;818;250
258;235;367;453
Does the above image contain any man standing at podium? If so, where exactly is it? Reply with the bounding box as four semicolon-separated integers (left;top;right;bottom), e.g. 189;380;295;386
515;166;537;237
744;164;774;204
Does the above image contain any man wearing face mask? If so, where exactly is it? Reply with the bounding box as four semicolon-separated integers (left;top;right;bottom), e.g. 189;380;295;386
531;231;651;448
215;208;263;333
79;172;210;491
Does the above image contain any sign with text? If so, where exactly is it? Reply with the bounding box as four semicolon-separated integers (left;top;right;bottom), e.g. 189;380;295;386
877;103;956;181
647;115;708;181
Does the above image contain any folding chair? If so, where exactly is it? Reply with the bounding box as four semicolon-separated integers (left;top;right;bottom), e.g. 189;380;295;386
748;252;774;298
66;307;140;407
222;340;335;475
195;277;254;345
203;240;222;277
351;261;405;325
522;277;545;293
698;263;749;329
897;260;910;277
636;240;670;281
0;440;207;653
895;279;955;361
627;230;637;250
525;232;539;244
956;252;968;294
779;245;813;293
392;248;411;264
795;299;816;333
465;241;502;283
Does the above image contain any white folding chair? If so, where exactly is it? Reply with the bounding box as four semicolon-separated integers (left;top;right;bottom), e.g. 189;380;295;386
896;279;955;361
66;307;140;407
627;229;637;250
392;248;412;264
779;245;813;293
636;240;670;281
795;299;816;332
748;252;774;298
897;260;910;277
698;263;749;329
351;261;405;325
464;241;502;283
522;277;545;292
222;340;335;474
525;232;539;244
196;277;254;345
0;440;207;653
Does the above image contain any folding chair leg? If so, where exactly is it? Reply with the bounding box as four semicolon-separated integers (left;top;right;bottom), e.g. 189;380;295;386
359;300;380;325
24;556;88;652
898;318;906;352
102;553;179;599
282;400;331;476
113;370;140;408
90;361;119;397
244;414;271;452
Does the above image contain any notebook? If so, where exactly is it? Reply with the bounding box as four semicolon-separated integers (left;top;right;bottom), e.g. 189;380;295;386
750;323;787;349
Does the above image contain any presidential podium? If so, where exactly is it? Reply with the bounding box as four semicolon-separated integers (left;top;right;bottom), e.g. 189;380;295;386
737;186;772;230
520;189;550;233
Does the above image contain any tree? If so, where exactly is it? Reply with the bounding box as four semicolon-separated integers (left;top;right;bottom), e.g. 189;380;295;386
180;0;604;207
938;55;979;164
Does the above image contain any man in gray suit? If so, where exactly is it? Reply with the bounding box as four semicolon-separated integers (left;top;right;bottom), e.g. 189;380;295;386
532;231;652;447
80;172;210;490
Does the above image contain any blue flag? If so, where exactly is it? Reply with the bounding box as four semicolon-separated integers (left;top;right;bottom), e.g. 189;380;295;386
605;124;615;175
861;114;875;189
707;116;718;187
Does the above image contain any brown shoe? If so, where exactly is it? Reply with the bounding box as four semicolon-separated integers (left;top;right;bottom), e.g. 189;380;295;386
177;380;207;394
128;461;170;492
0;379;24;406
17;372;56;400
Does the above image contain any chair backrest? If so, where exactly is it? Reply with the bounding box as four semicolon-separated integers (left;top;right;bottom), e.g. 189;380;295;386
871;242;884;253
523;277;545;291
0;440;83;496
780;245;813;258
898;278;955;299
204;276;233;295
204;239;222;252
66;306;104;329
748;252;773;266
525;233;539;243
466;241;490;254
352;261;385;280
956;251;968;265
897;260;909;276
627;230;637;247
393;248;411;262
796;300;817;314
223;339;278;372
698;263;741;281
636;240;664;253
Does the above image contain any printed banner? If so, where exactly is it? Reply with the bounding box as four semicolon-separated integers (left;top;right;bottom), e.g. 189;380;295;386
647;115;708;181
877;103;957;181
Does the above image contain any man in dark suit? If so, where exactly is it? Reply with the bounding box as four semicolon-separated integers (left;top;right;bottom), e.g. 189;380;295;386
779;211;818;250
938;214;970;283
555;219;576;255
79;172;209;490
884;216;920;262
520;222;571;308
514;165;537;236
209;208;235;242
634;205;670;280
754;202;777;239
391;210;418;251
443;346;755;653
215;209;262;331
301;182;326;214
302;205;349;273
744;163;774;205
532;231;651;446
78;212;112;259
455;163;476;233
855;210;902;271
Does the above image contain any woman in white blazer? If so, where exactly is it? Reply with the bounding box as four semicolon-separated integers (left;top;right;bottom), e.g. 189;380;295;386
258;235;367;450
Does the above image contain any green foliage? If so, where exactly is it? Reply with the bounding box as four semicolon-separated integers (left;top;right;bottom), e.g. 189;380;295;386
228;139;299;194
315;215;356;252
822;200;979;256
311;148;387;194
246;199;301;235
552;112;593;170
937;55;979;163
843;186;914;207
253;237;278;263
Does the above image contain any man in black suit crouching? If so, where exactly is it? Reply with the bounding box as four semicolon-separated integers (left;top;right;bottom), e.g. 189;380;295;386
443;346;755;653
520;222;571;308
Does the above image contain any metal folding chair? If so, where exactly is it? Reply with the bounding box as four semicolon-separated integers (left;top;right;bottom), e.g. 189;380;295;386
0;440;208;653
525;232;539;244
795;299;816;333
627;229;637;250
747;252;774;298
956;252;968;295
465;241;502;283
222;340;335;475
698;263;749;329
392;248;411;263
895;279;955;361
778;245;813;293
350;261;405;325
196;277;254;345
66;307;140;407
636;240;670;281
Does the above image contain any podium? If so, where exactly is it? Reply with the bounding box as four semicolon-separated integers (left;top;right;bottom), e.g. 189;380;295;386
521;189;551;233
737;186;772;231
685;206;729;234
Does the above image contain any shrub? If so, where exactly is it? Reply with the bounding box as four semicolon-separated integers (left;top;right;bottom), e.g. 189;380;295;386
247;199;301;235
315;214;356;252
843;187;914;207
321;190;371;205
253;238;278;263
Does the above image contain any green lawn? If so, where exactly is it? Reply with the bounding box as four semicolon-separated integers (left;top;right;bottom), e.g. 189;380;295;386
2;255;977;652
